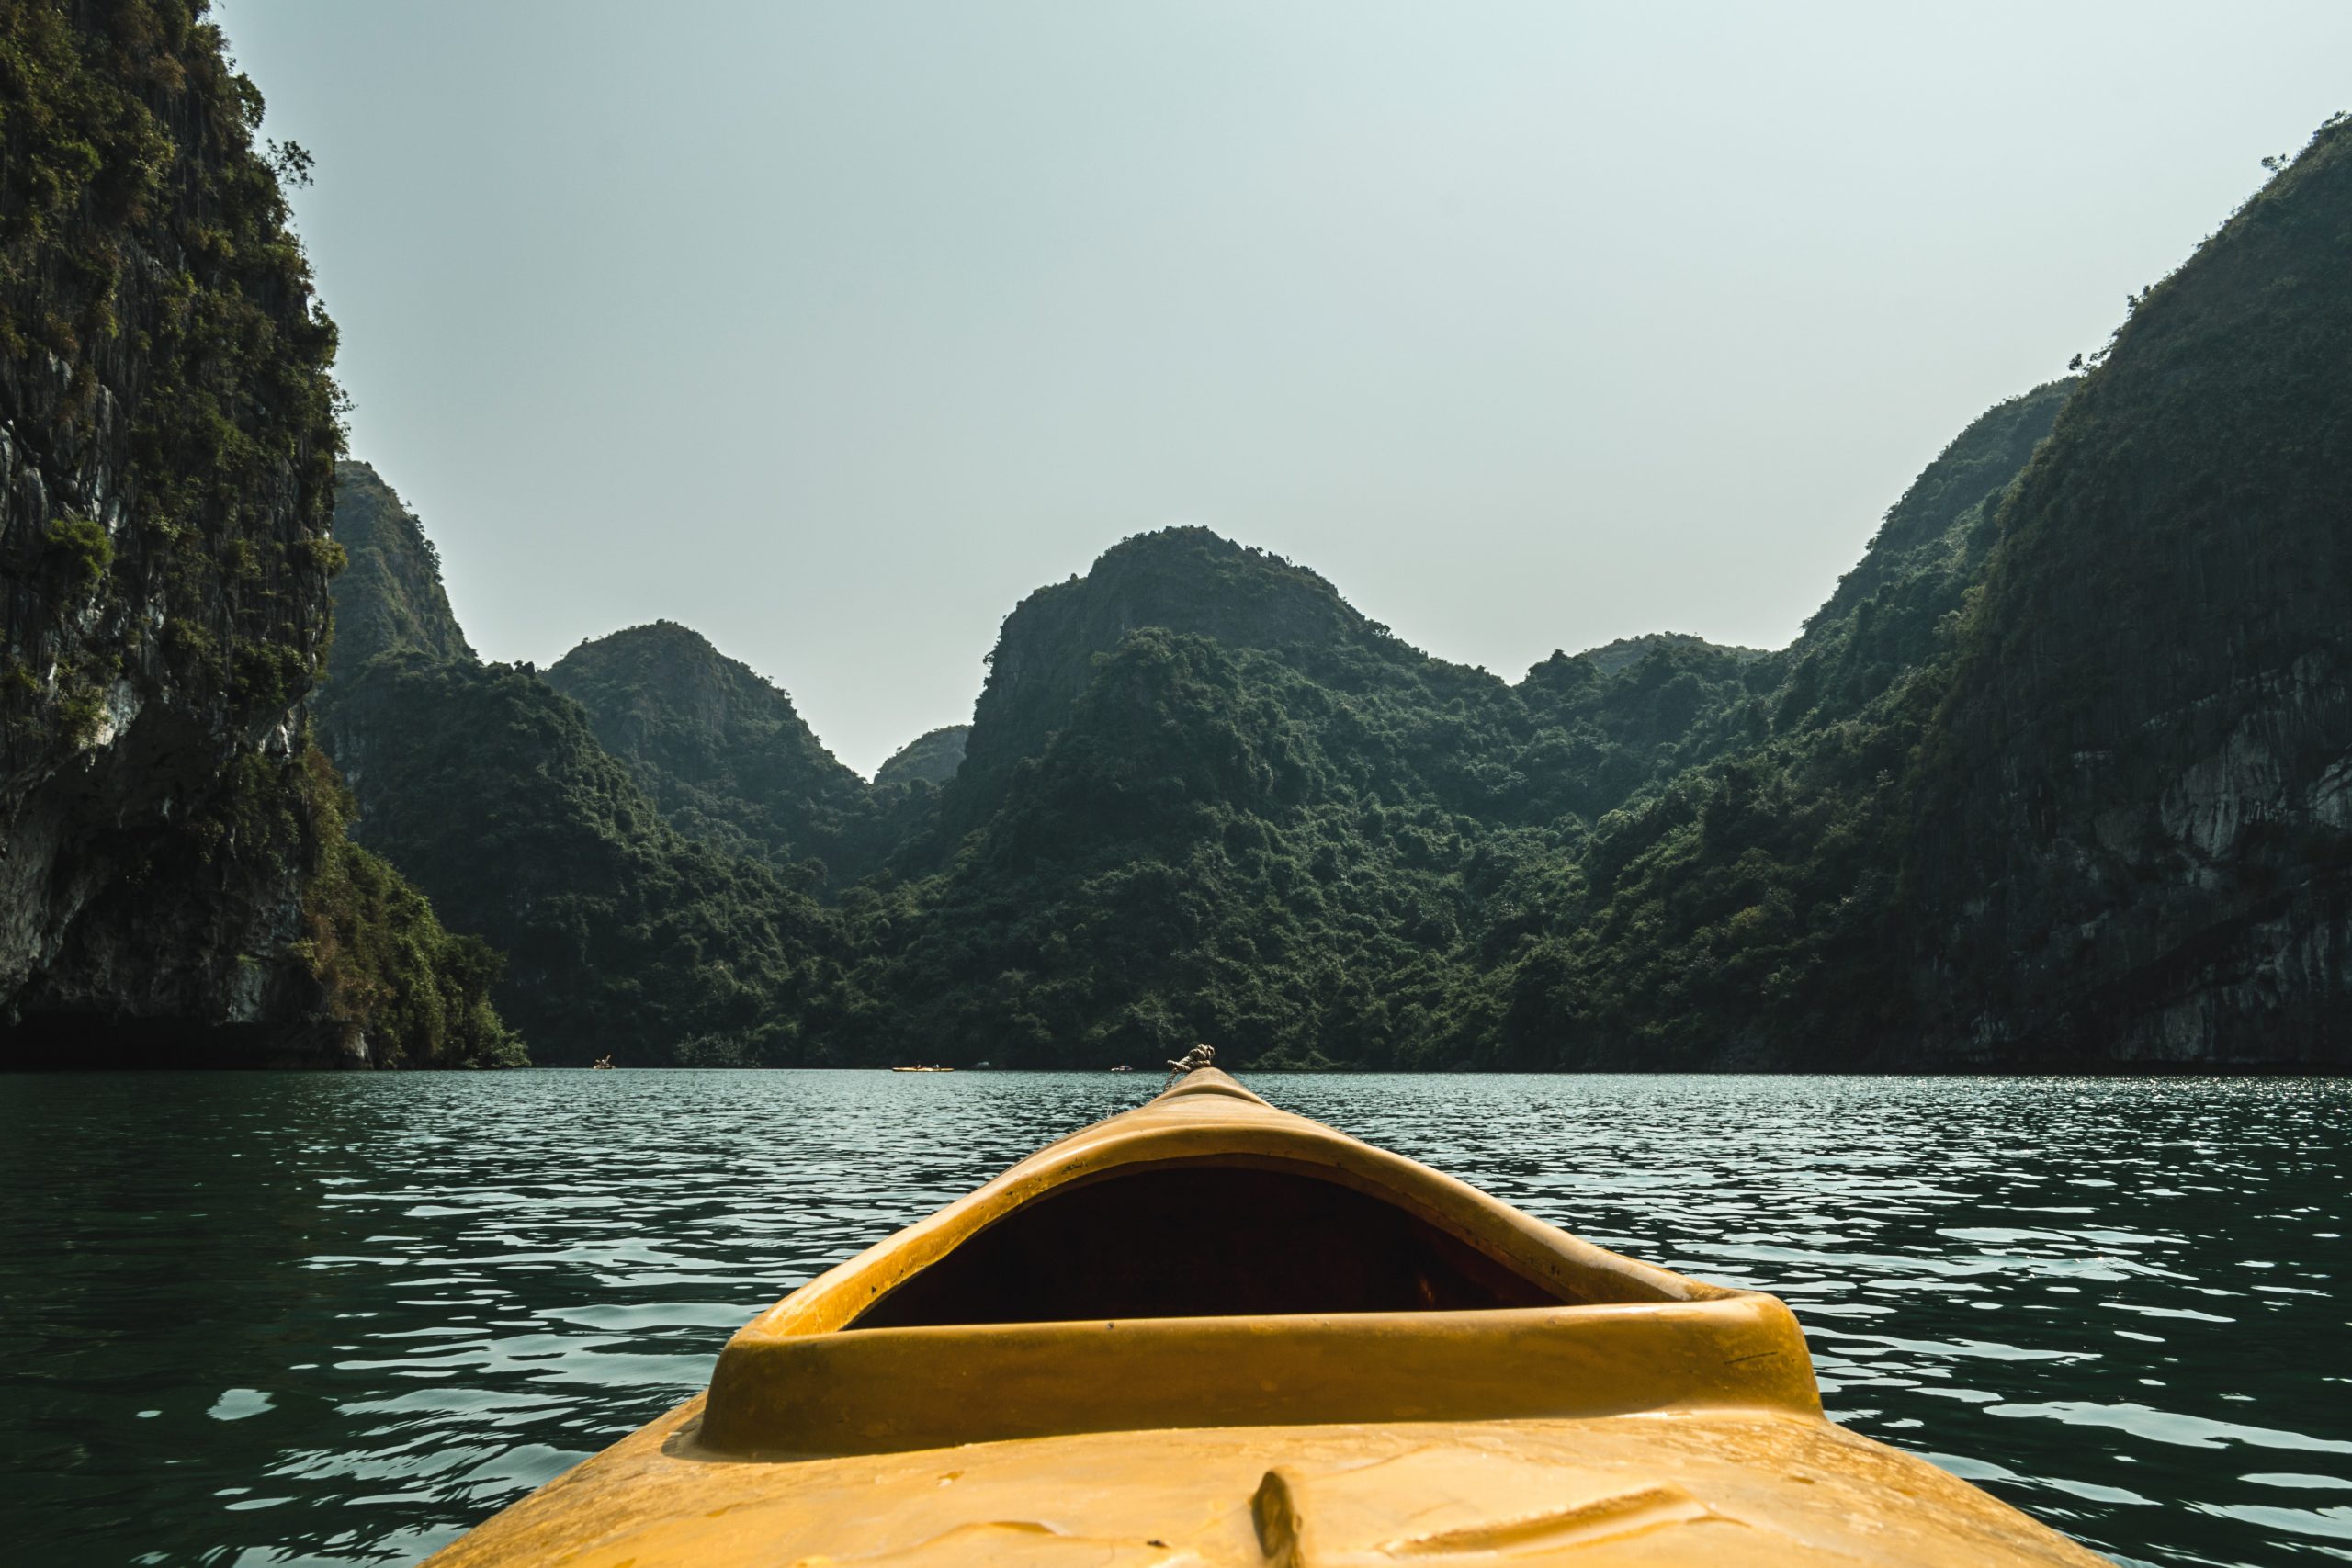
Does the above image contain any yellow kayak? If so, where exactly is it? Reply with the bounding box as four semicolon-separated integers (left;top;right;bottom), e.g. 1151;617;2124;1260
425;1070;2107;1566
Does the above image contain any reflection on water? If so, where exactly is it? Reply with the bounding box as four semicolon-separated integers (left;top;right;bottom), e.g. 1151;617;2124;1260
0;1071;2343;1566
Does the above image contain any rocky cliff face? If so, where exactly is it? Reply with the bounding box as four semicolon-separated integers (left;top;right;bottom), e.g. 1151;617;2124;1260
1913;116;2352;1067
0;6;515;1066
0;4;345;1060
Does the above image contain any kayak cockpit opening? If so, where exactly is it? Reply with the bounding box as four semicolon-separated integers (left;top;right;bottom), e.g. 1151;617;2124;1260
700;1090;1775;1458
847;1159;1571;1328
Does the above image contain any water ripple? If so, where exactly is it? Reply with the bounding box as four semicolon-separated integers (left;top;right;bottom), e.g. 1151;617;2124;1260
0;1070;2343;1567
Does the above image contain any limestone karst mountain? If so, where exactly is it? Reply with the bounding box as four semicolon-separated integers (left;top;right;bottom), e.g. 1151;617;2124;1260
1498;115;2352;1071
1913;112;2352;1066
544;621;875;873
0;4;513;1066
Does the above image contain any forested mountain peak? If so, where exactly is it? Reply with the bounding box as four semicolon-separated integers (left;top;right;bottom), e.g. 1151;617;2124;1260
875;725;968;787
545;620;869;870
1567;633;1770;679
1042;527;1376;650
942;526;1402;841
548;620;825;761
327;462;476;671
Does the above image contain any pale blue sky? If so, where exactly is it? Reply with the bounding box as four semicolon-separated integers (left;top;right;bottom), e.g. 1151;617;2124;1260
220;2;2351;774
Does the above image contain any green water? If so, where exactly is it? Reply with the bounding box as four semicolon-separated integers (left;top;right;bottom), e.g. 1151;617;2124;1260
1;1071;2344;1566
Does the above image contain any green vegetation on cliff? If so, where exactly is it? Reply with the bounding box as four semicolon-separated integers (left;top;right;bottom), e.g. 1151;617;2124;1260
0;0;342;732
1912;112;2352;1065
318;652;844;1065
326;461;474;670
292;748;521;1067
0;1;515;1066
1485;379;2076;1067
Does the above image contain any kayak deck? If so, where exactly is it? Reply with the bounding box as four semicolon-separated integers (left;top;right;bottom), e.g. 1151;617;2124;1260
424;1071;2109;1566
425;1401;2105;1567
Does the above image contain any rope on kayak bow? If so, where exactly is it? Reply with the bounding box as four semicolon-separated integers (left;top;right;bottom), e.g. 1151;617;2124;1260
1163;1043;1215;1086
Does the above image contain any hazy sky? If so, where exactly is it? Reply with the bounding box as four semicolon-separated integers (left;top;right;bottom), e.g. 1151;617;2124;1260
220;3;2351;775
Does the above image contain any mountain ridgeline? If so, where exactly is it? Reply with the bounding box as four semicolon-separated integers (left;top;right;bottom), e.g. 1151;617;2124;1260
310;108;2352;1072
314;112;2352;1071
304;99;2352;1074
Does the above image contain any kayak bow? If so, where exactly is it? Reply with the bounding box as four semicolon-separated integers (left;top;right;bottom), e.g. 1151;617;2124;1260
425;1069;2107;1566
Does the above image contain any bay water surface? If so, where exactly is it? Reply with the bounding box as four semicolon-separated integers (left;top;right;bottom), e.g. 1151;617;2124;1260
1;1071;2344;1566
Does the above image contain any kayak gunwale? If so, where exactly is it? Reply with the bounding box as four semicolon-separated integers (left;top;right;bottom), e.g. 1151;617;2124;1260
737;1070;1713;1337
701;1296;1823;1458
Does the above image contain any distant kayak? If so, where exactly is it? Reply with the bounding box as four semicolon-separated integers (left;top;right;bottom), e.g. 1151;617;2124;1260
888;1066;954;1073
424;1069;2107;1566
